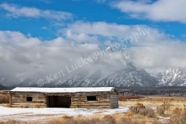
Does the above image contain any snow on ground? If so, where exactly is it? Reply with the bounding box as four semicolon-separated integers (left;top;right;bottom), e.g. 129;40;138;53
0;106;129;116
0;106;129;121
157;116;170;120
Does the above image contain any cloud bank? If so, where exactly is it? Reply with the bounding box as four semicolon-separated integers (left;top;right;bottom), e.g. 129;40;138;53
0;21;186;86
112;0;186;23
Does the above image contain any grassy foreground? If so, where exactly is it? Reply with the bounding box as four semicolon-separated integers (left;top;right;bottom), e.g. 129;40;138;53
0;96;186;124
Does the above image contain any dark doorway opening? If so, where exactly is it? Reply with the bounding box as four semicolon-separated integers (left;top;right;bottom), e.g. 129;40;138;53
47;96;71;108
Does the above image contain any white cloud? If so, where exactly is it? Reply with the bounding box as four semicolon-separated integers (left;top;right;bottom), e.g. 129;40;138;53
0;3;73;21
64;21;130;38
0;30;125;86
0;22;186;86
112;0;186;23
60;21;152;44
57;21;186;71
129;41;186;71
65;30;99;43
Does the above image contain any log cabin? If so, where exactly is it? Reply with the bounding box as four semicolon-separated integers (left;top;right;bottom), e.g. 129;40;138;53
9;87;118;109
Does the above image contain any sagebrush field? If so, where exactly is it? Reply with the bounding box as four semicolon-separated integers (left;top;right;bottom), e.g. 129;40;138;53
0;94;186;124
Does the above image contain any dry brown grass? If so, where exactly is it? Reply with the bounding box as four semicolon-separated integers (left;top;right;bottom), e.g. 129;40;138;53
48;113;158;124
45;111;162;124
2;96;186;124
169;108;186;124
118;95;144;101
119;96;186;110
119;96;186;123
0;120;30;124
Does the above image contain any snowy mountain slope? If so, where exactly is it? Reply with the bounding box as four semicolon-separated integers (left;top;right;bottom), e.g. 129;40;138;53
2;63;186;87
36;62;159;87
95;62;158;87
155;68;186;86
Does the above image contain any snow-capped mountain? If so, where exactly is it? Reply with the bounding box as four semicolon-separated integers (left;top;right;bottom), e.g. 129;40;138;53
156;68;186;86
9;62;160;87
95;62;158;87
1;62;186;87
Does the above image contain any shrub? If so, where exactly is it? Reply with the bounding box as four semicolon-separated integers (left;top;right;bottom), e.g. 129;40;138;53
156;106;165;115
152;120;161;124
130;103;146;114
169;108;186;124
130;106;139;114
156;101;170;116
136;103;145;109
169;114;186;124
138;107;155;118
102;115;116;124
139;108;147;116
173;107;182;115
146;108;155;118
129;103;155;118
162;101;170;110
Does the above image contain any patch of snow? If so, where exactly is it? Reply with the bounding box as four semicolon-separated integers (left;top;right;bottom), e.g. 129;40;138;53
0;106;129;117
157;116;170;120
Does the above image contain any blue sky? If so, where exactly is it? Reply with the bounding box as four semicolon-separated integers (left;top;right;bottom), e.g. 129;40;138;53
0;0;186;41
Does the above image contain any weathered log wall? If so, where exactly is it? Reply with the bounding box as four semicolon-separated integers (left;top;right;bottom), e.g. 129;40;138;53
110;94;118;108
70;92;114;108
10;91;118;109
10;92;47;108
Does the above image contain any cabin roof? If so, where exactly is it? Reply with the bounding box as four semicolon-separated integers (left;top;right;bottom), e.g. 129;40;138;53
11;87;116;93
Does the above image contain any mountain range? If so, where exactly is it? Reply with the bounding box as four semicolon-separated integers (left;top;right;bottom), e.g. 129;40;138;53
2;62;184;88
